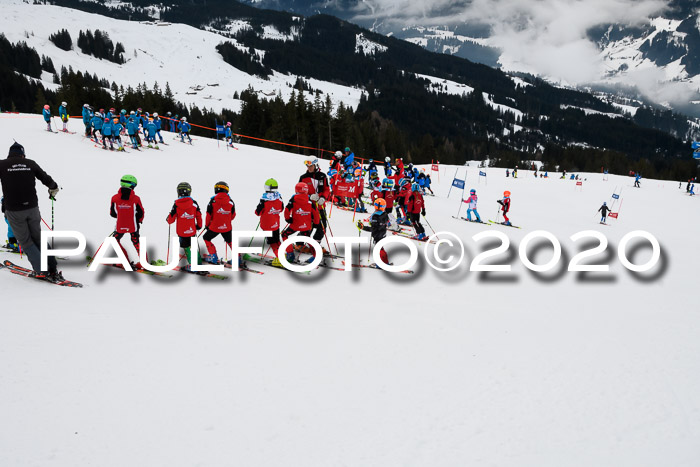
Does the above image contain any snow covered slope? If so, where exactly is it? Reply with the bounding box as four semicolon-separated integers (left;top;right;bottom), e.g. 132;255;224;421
2;0;364;113
1;114;699;466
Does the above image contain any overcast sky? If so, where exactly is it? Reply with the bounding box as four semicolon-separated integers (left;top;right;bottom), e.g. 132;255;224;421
350;0;695;105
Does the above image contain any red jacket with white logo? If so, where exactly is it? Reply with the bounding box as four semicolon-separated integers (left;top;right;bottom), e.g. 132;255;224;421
378;189;396;209
407;191;425;214
255;193;284;231
299;171;331;199
205;193;236;233
284;193;320;231
166;197;202;237
110;188;144;234
370;189;382;202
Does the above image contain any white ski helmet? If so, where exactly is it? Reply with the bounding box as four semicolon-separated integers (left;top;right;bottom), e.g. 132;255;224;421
304;156;318;167
153;112;158;117
83;103;89;108
385;156;390;162
181;117;187;122
335;150;342;157
61;101;67;106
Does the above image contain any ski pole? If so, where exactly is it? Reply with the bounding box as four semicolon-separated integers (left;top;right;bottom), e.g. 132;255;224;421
88;232;115;267
456;192;465;218
166;224;171;264
247;221;261;248
51;196;55;249
422;214;438;239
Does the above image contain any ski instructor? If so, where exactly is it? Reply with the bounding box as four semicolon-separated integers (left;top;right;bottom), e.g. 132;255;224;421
0;142;61;280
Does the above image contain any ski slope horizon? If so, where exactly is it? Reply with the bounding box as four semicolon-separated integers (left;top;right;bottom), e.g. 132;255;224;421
0;113;699;466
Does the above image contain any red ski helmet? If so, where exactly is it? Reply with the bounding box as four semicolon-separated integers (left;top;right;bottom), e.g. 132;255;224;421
295;182;309;194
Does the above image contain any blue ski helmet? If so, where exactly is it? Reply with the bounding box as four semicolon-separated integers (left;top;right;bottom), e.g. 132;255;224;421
382;178;394;189
603;202;607;206
470;189;476;194
411;183;420;192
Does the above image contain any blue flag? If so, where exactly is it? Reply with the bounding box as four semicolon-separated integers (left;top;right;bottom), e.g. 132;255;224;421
612;193;620;199
692;141;700;149
216;124;225;135
479;171;487;177
452;178;465;189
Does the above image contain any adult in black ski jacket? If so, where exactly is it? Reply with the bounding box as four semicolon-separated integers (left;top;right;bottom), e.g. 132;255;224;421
0;142;60;277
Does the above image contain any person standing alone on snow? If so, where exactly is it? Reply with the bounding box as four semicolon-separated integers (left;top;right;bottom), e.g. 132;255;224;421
463;188;481;222
497;191;512;226
598;202;611;224
0;142;61;280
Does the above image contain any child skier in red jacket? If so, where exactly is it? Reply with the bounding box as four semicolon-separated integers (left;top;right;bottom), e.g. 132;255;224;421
255;178;284;267
166;182;202;270
110;174;145;266
202;181;236;265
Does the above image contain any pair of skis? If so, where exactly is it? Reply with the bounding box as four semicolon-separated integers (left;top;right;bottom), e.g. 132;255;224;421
1;260;83;287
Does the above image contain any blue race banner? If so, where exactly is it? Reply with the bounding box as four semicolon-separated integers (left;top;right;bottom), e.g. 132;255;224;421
479;171;487;177
452;178;465;189
216;125;225;135
612;194;620;199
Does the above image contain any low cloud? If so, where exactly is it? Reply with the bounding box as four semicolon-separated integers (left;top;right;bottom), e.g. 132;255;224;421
350;0;680;103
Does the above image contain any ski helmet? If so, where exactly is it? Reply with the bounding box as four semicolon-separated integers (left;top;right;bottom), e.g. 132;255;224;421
121;109;126;114
94;112;101;118
369;159;373;163
167;112;172;116
43;104;49;110
295;182;309;195
503;191;511;197
177;182;192;197
353;167;362;177
373;198;386;211
120;174;137;189
153;112;159;117
385;157;390;162
603;201;607;206
137;107;142;112
335;150;342;157
130;110;135;115
226;121;231;127
264;178;278;192
470;189;476;194
99;108;104;113
181;117;187;122
345;147;351;153
104;118;109;122
304;156;318;167
411;183;420;192
214;181;229;193
61;101;67;107
83;103;89;108
148;117;154;122
382;178;394;190
328;169;338;177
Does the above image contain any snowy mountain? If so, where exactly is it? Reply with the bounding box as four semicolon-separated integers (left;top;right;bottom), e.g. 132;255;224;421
230;0;700;113
2;112;700;466
4;0;698;179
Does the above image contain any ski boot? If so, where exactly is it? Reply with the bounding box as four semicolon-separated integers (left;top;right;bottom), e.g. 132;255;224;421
413;233;426;240
205;253;219;265
47;270;65;283
285;252;296;264
271;257;282;268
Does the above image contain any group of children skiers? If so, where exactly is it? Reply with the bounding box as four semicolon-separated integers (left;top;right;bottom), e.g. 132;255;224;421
42;103;194;150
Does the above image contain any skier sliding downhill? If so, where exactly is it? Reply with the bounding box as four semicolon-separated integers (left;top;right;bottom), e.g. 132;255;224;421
497;191;512;226
598;202;611;224
110;175;145;268
255;178;284;267
462;188;482;222
166;182;202;271
202;181;236;266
